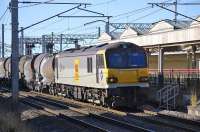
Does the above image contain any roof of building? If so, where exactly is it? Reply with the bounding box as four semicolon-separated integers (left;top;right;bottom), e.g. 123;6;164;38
129;23;153;34
153;19;192;29
110;32;122;39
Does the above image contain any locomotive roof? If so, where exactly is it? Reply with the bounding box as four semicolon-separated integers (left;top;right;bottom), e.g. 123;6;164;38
56;42;143;57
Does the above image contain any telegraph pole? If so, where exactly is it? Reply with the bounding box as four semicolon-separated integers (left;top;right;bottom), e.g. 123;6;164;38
1;24;4;58
10;0;19;104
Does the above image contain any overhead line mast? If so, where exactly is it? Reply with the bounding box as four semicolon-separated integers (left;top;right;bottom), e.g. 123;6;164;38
10;0;19;106
1;24;4;58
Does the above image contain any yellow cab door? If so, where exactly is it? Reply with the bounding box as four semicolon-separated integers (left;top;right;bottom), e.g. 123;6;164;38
96;54;105;83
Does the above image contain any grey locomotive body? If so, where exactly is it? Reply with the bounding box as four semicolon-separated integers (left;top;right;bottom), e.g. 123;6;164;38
0;42;149;107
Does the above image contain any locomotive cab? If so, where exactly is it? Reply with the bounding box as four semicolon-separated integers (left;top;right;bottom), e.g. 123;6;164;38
97;43;149;87
96;43;149;107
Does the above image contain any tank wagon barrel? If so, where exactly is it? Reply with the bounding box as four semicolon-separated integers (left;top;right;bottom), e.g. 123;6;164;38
0;58;7;87
0;58;6;79
4;57;11;79
40;54;55;84
24;59;33;80
28;53;52;92
0;55;33;89
33;53;49;77
19;55;32;79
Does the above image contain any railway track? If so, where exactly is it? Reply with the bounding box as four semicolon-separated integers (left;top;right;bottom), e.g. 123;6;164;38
157;111;200;126
20;93;153;132
0;89;153;132
1;88;200;132
25;91;200;132
20;98;108;132
128;112;200;132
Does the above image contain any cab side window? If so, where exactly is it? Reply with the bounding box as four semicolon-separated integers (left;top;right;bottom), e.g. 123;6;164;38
96;54;104;68
87;57;93;73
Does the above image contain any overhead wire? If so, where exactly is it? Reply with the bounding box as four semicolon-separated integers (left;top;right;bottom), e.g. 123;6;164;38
112;6;152;19
17;0;56;8
88;0;118;7
7;0;56;9
54;0;119;34
0;7;9;22
11;0;177;37
26;18;65;33
111;0;174;22
55;3;154;34
129;8;165;22
21;0;151;35
111;6;153;22
3;13;10;25
26;8;81;34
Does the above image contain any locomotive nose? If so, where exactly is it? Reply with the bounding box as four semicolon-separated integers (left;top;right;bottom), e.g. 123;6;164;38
107;69;138;83
106;68;148;84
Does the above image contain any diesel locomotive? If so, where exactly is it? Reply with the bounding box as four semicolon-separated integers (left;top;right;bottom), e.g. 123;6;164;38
0;42;149;107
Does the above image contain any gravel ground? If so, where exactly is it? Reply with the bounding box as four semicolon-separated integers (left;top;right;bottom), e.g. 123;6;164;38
159;110;200;120
22;91;191;132
0;95;91;132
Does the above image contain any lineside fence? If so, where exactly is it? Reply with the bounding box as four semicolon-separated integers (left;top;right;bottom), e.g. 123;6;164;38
149;69;200;88
149;69;200;109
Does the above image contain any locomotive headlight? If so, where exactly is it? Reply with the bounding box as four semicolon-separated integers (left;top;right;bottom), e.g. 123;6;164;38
139;77;149;82
107;77;118;83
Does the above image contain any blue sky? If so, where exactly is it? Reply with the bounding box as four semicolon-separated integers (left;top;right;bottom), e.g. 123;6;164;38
0;0;200;51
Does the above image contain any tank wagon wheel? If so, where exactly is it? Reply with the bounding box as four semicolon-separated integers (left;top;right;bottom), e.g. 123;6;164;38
34;83;41;93
49;87;56;96
39;85;44;93
51;88;59;96
48;88;52;95
53;88;58;96
32;82;36;91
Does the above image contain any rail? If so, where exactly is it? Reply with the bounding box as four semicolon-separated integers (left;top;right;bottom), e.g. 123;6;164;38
20;97;107;132
1;88;199;132
21;91;200;132
23;94;154;132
